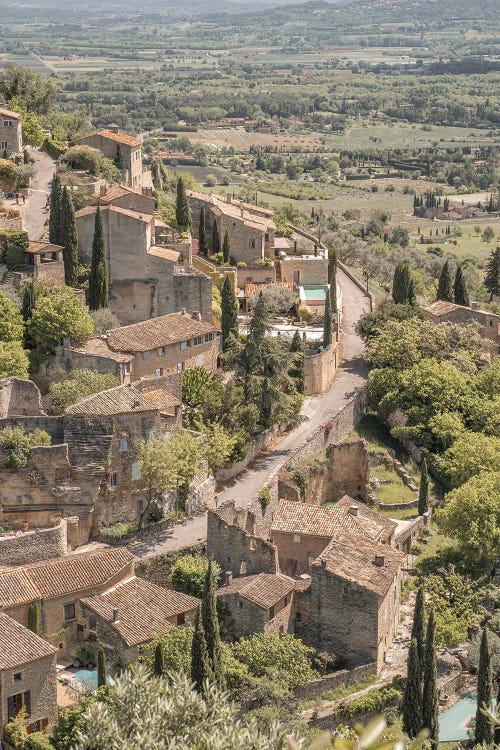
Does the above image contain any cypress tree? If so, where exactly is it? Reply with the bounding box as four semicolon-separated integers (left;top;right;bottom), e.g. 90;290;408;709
422;609;439;747
221;275;238;352
453;264;469;307
49;173;63;246
190;606;212;693
20;277;41;323
153;642;164;677
328;247;337;287
27;602;40;635
115;142;122;166
418;456;429;517
392;262;412;304
175;177;191;230
475;627;493;745
289;329;305;394
198;205;207;255
402;637;423;738
407;276;416;306
411;586;425;674
323;287;332;348
201;558;224;687
97;648;106;688
437;260;453;302
60;186;78;287
88;205;108;312
222;230;231;265
484;246;500;301
211;220;220;255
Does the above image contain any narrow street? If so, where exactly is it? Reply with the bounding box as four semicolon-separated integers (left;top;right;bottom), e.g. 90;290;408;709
22;149;55;240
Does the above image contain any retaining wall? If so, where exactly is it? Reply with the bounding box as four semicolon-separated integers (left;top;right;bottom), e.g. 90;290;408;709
215;425;286;485
0;519;67;565
295;662;377;700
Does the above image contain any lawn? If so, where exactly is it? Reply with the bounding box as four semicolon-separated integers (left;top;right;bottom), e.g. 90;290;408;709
371;464;417;505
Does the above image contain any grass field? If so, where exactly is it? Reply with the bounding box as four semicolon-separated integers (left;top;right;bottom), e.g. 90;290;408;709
326;122;498;151
165;127;323;151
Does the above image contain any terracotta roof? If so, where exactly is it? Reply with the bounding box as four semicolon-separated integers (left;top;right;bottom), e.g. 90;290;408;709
69;336;133;363
104;312;218;353
217;573;295;610
77;129;141;147
0;569;41;608
335;496;396;543
316;531;404;596
187;190;275;232
24;548;133;600
90;186;152;206
66;384;159;416
27;241;63;255
0;614;56;670
244;282;294;299
0;108;21;120
271;500;368;539
424;300;464;316
75;204;152;223
81;577;199;647
148;245;181;262
141;388;180;415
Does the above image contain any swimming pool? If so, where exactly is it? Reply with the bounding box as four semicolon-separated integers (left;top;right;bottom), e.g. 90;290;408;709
301;285;328;301
439;693;498;742
73;668;99;685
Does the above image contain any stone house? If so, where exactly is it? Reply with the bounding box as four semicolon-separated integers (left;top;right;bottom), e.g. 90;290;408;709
423;300;500;351
0;613;57;736
79;576;199;666
216;571;295;639
0;108;22;157
74;125;143;190
75;188;212;325
188;191;276;265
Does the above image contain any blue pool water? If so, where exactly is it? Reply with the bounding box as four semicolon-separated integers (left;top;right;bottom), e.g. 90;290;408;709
73;668;99;684
439;693;498;742
302;285;327;300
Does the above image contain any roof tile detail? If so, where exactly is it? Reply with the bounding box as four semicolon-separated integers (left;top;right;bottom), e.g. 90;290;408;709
271;500;368;539
0;613;56;670
104;312;217;353
217;573;295;609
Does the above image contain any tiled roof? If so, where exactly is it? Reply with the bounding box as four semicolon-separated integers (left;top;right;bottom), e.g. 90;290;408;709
77;129;141;147
244;282;294;299
27;241;63;255
24;548;133;600
104;312;217;353
187;190;275;232
271;500;368;539
424;300;464;316
141;388;180;414
148;246;181;262
335;496;397;542
75;205;151;223
0;570;41;608
69;336;133;363
0;614;56;670
66;384;158;416
81;577;199;647
90;186;150;206
0;108;21;120
217;573;295;610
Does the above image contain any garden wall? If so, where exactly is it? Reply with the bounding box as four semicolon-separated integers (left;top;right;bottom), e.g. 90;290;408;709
295;662;377;700
215;424;287;485
0;519;67;565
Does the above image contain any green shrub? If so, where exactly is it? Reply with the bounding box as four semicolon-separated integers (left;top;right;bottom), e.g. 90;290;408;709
335;681;403;719
0;427;51;470
170;554;220;597
22;731;55;750
74;646;95;667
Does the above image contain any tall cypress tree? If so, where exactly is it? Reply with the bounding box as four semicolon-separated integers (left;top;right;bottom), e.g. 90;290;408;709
60;186;78;287
323;287;332;348
422;609;439;747
289;329;305;394
484;246;500;301
418;456;429;517
407;276;416;306
88;205;108;312
97;648;106;688
453;265;469;307
153;642;164;677
27;602;40;635
222;230;231;265
437;260;453;302
49;173;63;246
198;206;207;255
211;220;220;255
402;637;423;738
392;262;412;304
190;606;212;693
221;275;238;352
328;247;337;287
201;559;224;687
411;587;425;674
475;627;493;745
175;177;191;230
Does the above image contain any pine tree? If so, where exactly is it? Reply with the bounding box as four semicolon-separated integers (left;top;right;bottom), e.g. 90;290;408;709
97;648;106;688
88;205;108;312
422;609;439;747
418;456;429;516
453;265;469;307
323;287;332;348
289;329;305;394
153;642;164;677
60;186;78;287
49;173;63;246
221;275;238;352
392;262;412;304
437;260;453;302
484;246;500;301
402;637;423;738
222;230;231;265
190;606;212;693
475;627;493;745
411;587;425;674
201;559;224;687
211;220;220;255
27;602;40;635
198;206;207;255
175;177;191;230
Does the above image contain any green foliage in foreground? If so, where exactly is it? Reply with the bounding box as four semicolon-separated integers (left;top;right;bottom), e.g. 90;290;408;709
171;554;220;598
49;369;120;414
0;426;51;469
0;341;29;379
0;291;24;342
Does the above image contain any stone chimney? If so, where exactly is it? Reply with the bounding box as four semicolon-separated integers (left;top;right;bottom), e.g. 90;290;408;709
108;123;119;134
191;311;201;321
470;301;480;310
133;399;141;408
374;555;385;567
226;194;232;204
100;184;107;197
112;608;119;622
181;308;187;315
348;505;359;516
225;571;233;586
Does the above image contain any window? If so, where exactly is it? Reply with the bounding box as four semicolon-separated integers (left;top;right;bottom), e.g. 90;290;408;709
143;351;151;361
284;596;288;607
124;363;131;374
0;141;8;150
131;462;142;481
109;472;117;487
295;612;302;622
119;437;128;453
180;340;191;350
197;355;203;367
238;600;243;609
177;362;185;373
8;691;30;720
3;120;12;127
204;333;214;342
136;499;144;515
155;368;163;377
177;612;185;626
269;606;275;620
239;560;247;575
293;534;301;544
193;336;203;346
14;673;22;682
250;239;256;249
88;615;97;632
157;346;165;356
64;603;76;621
265;233;269;241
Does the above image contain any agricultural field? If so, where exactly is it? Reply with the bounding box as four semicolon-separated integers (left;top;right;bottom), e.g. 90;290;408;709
164;128;323;152
325;123;498;151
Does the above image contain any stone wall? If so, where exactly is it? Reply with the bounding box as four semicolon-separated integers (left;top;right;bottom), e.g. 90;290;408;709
207;508;278;578
219;589;293;639
0;653;58;733
0;415;64;443
0;378;44;418
394;509;432;554
280;256;328;285
0;520;67;566
304;337;343;397
215;425;285;485
294;662;377;700
0;210;23;231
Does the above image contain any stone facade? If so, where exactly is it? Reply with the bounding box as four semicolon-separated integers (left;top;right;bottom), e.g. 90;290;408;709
0;378;44;418
207;507;278;578
303;328;343;396
74;127;143;189
218;587;293;639
423;300;500;350
279;256;328;286
0;108;22;157
0;520;67;566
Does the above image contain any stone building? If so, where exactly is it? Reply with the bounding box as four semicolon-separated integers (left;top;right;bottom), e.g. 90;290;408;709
0;613;57;736
424;300;500;351
0;108;22;157
79;576;199;666
74;126;143;190
188;191;276;265
75;187;211;325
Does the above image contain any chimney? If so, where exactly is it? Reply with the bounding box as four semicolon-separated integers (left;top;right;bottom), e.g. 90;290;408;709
470;301;480;310
112;608;119;622
225;571;233;586
100;184;107;197
191;311;201;321
181;308;187;315
133;399;141;408
374;555;385;567
226;194;232;204
294;240;297;254
348;505;359;516
108;123;119;134
241;207;244;217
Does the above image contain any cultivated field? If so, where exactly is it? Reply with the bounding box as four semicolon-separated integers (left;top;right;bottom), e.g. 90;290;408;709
326;123;498;150
164;128;323;151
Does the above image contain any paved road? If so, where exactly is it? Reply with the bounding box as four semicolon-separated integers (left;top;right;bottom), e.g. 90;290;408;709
128;268;370;559
23;149;55;240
